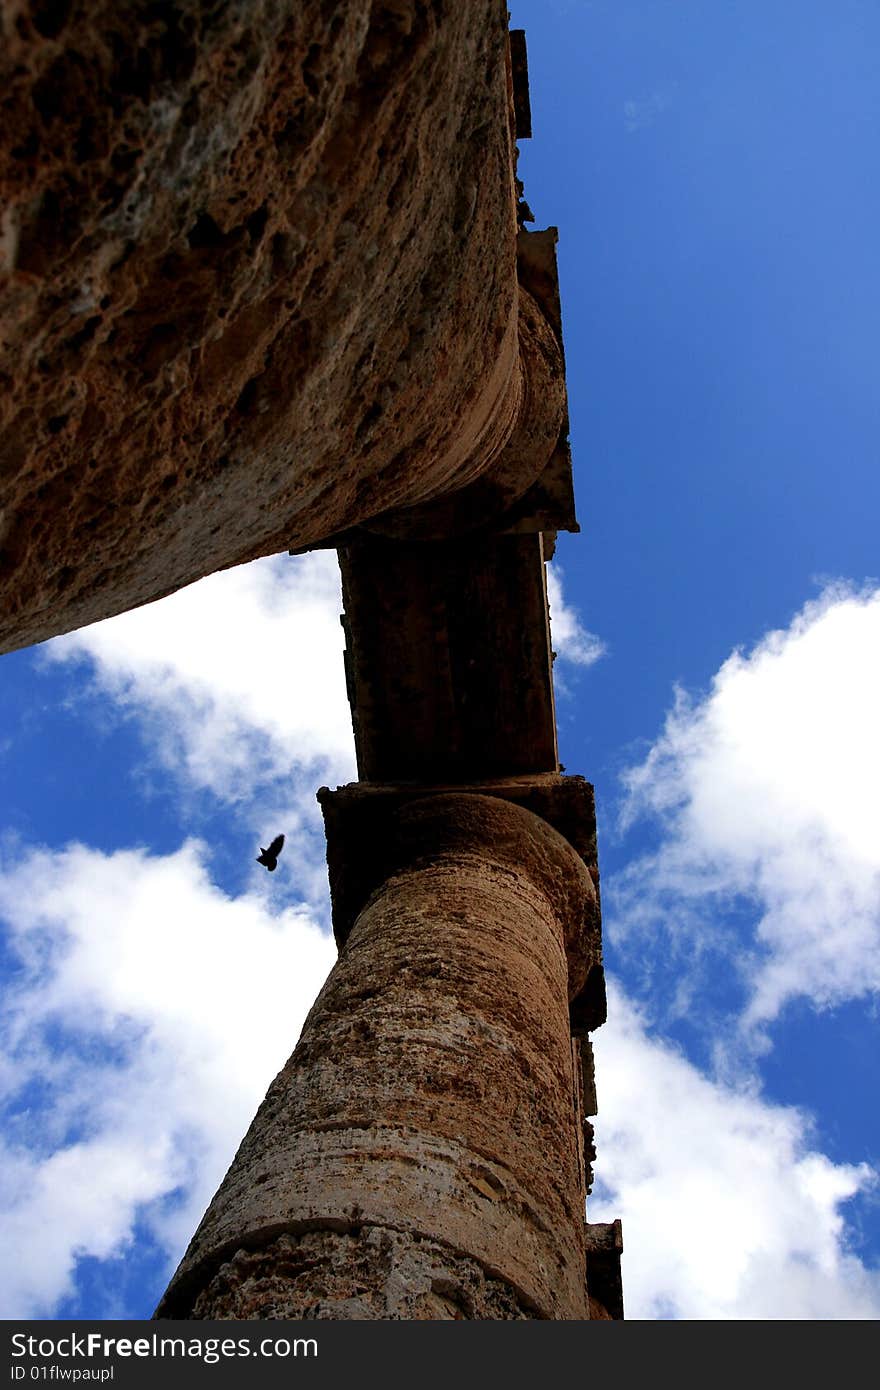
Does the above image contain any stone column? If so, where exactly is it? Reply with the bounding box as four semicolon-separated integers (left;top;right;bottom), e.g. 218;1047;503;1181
156;792;599;1319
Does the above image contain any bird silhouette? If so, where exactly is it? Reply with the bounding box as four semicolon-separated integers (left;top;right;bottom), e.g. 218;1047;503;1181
256;833;285;871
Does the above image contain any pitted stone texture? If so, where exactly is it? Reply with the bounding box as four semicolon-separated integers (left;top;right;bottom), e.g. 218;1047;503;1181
157;794;590;1320
0;0;520;652
389;793;598;999
188;1229;534;1320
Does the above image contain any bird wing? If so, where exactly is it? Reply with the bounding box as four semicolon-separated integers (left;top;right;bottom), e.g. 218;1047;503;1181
267;834;285;857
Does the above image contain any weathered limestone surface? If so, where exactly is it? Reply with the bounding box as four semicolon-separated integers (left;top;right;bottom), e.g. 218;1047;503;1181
156;794;597;1320
186;1231;537;1320
0;0;529;651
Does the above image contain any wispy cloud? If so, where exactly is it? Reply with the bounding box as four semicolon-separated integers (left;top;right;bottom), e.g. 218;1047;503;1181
623;82;678;134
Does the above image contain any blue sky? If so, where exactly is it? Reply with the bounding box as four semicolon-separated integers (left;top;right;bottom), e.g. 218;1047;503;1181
1;1;879;1319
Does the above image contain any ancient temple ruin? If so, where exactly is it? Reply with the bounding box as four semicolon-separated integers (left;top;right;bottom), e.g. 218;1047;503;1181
1;1;621;1319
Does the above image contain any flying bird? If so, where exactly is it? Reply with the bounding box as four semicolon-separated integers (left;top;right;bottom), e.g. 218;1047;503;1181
256;833;285;871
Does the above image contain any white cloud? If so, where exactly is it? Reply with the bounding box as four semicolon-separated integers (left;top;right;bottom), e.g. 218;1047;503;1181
613;583;880;1036
547;564;606;668
589;985;880;1319
42;551;356;804
0;840;337;1318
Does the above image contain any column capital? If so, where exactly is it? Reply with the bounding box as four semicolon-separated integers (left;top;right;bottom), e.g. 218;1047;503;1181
318;774;606;1033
